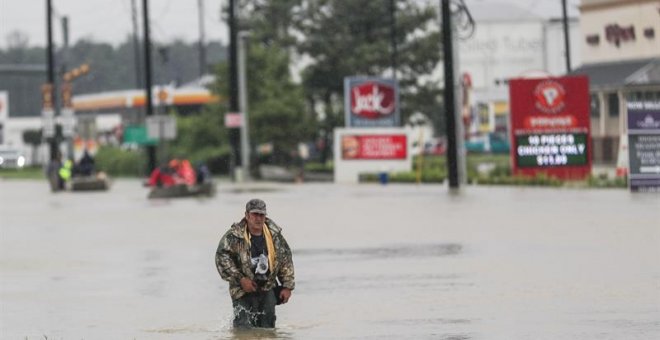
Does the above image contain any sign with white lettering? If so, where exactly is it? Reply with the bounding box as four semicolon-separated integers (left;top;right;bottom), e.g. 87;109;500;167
333;127;412;183
344;77;399;128
60;108;75;137
509;76;591;179
341;134;407;160
42;109;55;138
224;112;243;128
515;133;588;167
146;115;177;140
627;100;660;193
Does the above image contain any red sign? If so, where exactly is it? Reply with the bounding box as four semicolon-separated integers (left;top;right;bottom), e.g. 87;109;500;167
533;80;566;114
350;82;396;119
341;134;407;160
509;76;591;179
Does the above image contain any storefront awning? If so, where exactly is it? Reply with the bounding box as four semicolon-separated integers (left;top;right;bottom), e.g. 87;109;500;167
570;57;660;91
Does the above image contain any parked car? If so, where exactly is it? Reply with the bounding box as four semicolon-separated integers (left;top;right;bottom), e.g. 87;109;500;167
424;138;447;155
0;147;27;169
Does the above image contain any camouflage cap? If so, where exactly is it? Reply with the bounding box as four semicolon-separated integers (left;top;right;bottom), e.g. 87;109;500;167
246;198;267;215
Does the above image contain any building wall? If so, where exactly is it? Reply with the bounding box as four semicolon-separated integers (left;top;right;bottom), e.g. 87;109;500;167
580;0;660;64
460;21;545;92
544;19;582;74
458;14;581;139
1;114;122;165
578;0;660;165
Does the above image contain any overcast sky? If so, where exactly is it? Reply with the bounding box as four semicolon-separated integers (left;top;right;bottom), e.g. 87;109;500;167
0;0;580;49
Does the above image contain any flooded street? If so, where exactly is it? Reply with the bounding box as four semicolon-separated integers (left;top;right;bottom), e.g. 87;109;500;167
1;179;659;339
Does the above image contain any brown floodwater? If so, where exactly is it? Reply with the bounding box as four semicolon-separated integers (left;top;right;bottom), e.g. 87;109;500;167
1;179;659;339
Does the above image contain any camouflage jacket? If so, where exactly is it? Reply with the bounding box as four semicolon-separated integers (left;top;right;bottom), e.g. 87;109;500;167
215;217;295;300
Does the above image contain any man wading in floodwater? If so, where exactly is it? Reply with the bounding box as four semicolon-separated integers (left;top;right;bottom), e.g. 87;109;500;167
215;199;295;328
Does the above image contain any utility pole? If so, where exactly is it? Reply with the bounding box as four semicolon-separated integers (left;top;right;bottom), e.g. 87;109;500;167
228;0;241;181
131;0;143;89
45;0;58;161
60;16;75;160
197;0;207;77
238;32;251;181
142;0;157;174
561;0;572;73
390;0;397;80
442;0;459;189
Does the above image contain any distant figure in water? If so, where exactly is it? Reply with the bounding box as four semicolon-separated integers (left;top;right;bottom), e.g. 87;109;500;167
215;199;295;328
77;149;96;176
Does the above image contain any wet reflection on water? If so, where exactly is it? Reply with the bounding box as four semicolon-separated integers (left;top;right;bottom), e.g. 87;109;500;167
295;243;462;258
1;180;659;339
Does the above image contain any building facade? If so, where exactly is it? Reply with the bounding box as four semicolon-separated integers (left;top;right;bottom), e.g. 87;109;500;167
458;2;581;142
572;0;660;164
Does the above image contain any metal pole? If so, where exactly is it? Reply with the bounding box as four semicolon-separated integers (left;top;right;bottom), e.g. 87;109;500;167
131;0;143;89
142;0;157;175
46;0;58;161
61;16;75;161
228;0;241;180
238;32;251;181
197;0;207;77
562;0;572;73
390;0;397;80
442;0;459;189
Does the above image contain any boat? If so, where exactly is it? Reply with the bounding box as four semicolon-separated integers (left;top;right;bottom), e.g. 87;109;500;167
48;171;110;192
70;175;111;191
147;181;216;199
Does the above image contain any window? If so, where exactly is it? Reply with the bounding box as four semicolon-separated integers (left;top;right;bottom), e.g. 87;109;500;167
590;94;600;118
608;93;619;117
644;91;660;101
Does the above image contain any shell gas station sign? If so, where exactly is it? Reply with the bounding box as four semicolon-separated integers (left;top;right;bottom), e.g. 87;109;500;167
509;76;591;179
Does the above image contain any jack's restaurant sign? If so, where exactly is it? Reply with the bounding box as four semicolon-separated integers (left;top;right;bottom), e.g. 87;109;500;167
344;77;400;128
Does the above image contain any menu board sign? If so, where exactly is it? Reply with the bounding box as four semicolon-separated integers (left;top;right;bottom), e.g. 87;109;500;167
627;101;660;192
509;76;591;179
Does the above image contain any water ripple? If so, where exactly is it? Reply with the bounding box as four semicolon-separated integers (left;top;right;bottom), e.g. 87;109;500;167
295;243;462;259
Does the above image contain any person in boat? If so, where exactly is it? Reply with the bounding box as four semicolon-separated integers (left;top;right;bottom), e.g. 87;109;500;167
216;199;295;329
174;159;196;185
58;158;74;189
195;162;211;184
147;161;183;188
76;149;96;177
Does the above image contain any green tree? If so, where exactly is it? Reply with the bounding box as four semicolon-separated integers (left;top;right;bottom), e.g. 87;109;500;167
168;107;232;173
295;0;443;162
22;129;42;164
211;0;314;166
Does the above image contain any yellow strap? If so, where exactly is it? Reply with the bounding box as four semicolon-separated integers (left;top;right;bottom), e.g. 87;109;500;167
262;224;276;270
244;223;276;270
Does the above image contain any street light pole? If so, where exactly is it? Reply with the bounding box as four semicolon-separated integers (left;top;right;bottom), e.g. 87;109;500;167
238;31;251;181
228;0;241;181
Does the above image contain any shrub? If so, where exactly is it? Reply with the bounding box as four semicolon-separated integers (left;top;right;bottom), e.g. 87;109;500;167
95;146;146;177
